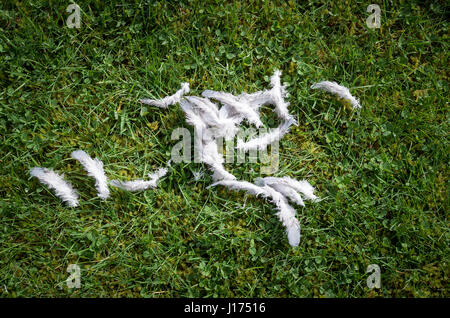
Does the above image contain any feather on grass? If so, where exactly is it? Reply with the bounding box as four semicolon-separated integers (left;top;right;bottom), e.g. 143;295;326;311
110;167;168;192
209;180;301;246
256;176;319;201
140;82;190;108
238;70;296;123
202;90;263;127
30;167;79;207
236;117;295;151
311;81;361;109
71;150;110;200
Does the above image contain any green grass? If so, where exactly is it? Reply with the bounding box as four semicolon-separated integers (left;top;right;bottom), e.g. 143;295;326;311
0;0;448;297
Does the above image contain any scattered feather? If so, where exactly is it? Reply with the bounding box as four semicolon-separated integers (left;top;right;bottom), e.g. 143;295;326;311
110;167;168;192
71;150;110;200
30;167;79;207
209;179;301;246
134;69;324;246
148;167;168;181
268;70;293;121
256;179;305;207
202;140;236;181
236;117;295;151
192;169;205;181
263;185;301;247
311;81;361;109
185;96;238;140
140;82;190;108
238;70;296;123
256;176;319;202
202;90;263;127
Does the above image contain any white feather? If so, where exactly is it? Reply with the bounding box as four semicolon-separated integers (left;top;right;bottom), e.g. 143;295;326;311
311;81;361;109
135;69;321;247
110;167;168;192
148;167;168;180
268;70;292;121
257;176;319;201
192;168;205;181
255;179;305;207
109;179;154;192
202;90;263;127
209;180;301;246
185;96;220;126
263;185;301;247
71;150;110;200
30;167;79;207
181;99;236;182
210;162;237;182
290;179;318;201
208;179;267;197
236;117;295;152
202;140;236;181
185;96;238;140
140;82;190;108
237;90;271;111
238;70;296;123
180;99;208;132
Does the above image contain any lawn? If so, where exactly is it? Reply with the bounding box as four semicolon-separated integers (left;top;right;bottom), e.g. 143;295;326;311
0;0;448;297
